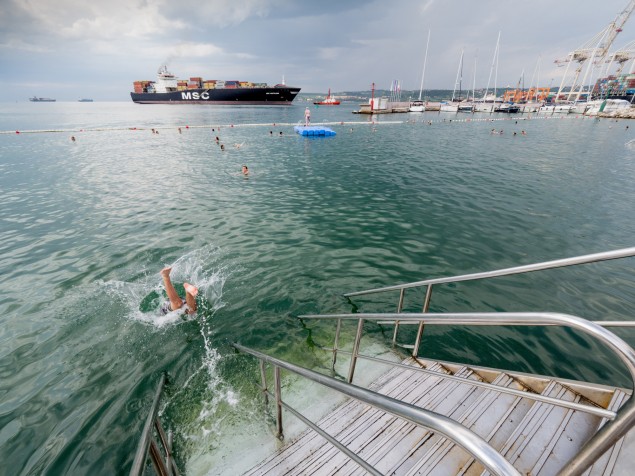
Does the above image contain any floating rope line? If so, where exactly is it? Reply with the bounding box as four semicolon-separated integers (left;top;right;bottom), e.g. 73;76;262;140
0;115;602;135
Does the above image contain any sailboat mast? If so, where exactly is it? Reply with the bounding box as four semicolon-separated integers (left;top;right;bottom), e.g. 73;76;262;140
493;32;500;101
471;53;477;101
452;48;464;102
459;49;464;100
482;31;501;103
418;29;431;101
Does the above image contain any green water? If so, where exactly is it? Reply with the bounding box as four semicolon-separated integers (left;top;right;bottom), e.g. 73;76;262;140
1;102;634;475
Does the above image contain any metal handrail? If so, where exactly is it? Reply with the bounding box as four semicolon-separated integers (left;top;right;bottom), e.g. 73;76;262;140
343;247;635;297
233;343;521;476
130;374;179;476
299;312;635;476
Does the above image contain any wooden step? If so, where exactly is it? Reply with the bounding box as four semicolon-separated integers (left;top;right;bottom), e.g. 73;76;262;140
583;389;630;476
294;366;478;475
460;380;602;476
399;372;531;476
244;362;449;475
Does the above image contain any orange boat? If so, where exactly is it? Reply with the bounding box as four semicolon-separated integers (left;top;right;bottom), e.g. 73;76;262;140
314;88;340;105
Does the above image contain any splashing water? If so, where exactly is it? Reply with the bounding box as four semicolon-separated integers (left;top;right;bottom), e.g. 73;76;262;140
100;245;228;328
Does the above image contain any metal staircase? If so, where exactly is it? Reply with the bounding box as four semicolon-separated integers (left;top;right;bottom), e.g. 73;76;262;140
236;248;635;476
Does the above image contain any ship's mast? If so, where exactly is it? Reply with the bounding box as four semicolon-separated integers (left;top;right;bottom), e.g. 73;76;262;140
555;0;635;101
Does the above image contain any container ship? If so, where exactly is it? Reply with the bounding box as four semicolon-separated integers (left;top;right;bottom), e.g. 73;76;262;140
131;66;301;105
29;96;56;102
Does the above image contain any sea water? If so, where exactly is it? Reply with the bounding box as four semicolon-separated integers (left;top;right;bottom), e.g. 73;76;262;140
1;102;635;475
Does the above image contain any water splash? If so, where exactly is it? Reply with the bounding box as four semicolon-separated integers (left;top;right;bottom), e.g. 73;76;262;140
100;245;227;328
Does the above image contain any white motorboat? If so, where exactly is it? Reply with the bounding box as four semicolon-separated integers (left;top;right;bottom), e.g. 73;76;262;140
585;99;632;116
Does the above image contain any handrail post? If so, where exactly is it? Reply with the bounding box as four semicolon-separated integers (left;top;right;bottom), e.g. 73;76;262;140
392;288;406;346
332;318;342;370
259;360;269;406
130;373;166;476
274;365;283;439
412;285;433;357
348;318;365;383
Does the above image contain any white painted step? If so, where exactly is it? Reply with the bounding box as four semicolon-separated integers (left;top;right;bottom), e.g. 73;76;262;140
471;380;603;476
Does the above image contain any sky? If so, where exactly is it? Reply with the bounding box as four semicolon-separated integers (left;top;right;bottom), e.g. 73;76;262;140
0;0;634;101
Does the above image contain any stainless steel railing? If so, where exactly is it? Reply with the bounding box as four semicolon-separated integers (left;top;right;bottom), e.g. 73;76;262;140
130;374;180;476
343;247;635;356
298;312;635;476
232;343;521;476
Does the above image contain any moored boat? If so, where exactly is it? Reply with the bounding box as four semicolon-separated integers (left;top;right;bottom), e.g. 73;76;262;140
585;98;632;116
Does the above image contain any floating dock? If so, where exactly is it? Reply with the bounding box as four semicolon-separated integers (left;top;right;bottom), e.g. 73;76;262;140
294;125;336;137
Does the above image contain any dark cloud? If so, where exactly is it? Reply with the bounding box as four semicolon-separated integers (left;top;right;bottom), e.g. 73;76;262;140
0;0;633;100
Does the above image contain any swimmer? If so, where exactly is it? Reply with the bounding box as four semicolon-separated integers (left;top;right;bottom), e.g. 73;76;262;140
521;130;527;135
215;136;220;143
178;127;182;134
151;128;156;134
350;128;354;133
71;136;76;142
270;131;273;135
234;142;244;149
242;165;249;175
160;267;197;315
279;131;283;136
220;144;225;151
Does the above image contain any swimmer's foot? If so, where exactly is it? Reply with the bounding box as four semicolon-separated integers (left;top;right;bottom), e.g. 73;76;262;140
160;266;172;277
184;283;198;297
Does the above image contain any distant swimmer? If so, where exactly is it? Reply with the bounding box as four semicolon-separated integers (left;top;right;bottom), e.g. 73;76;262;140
521;130;527;135
220;144;225;151
215;136;220;143
242;165;249;175
234;142;244;149
270;130;273;135
279;131;283;136
70;136;76;142
160;267;197;315
304;107;311;126
178;127;182;134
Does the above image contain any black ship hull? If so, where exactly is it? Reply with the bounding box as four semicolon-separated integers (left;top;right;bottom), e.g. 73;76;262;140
131;87;301;105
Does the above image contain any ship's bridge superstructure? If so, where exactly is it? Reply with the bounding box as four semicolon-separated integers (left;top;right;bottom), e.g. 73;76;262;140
154;65;178;94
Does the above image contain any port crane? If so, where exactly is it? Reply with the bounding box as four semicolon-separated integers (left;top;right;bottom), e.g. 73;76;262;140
555;0;635;101
603;39;635;76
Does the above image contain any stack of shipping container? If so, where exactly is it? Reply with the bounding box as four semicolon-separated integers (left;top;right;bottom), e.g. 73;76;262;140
593;73;635;97
134;77;272;92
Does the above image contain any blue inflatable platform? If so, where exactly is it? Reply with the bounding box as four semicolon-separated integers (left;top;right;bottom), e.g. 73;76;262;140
294;125;336;137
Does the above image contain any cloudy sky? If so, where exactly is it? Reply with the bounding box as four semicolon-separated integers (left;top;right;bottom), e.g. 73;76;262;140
0;0;633;101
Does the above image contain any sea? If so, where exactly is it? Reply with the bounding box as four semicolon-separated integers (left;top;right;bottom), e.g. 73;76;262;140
1;101;635;475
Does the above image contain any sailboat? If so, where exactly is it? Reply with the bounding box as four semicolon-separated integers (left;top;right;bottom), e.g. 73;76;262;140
474;32;502;113
409;30;431;113
457;55;477;113
440;48;464;113
314;88;340;105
